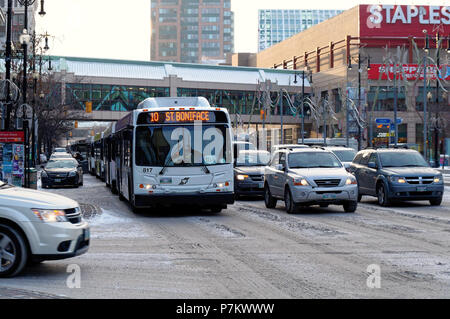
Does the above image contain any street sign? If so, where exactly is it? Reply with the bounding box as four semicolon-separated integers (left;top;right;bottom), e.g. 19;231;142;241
376;118;391;125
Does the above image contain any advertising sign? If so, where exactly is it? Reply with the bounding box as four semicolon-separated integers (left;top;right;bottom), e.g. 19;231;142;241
368;64;450;81
0;132;25;186
360;5;450;38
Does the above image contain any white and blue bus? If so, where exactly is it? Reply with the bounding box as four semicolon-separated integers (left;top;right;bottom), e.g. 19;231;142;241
103;122;118;193
113;97;234;213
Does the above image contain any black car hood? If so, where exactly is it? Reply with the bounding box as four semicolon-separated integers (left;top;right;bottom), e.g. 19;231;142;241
234;166;265;175
381;166;439;177
45;168;76;173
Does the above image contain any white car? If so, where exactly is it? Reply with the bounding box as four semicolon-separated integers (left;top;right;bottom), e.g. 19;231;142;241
0;181;90;277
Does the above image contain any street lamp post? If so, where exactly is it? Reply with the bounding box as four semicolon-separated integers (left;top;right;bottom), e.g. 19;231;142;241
423;33;429;160
4;0;13;130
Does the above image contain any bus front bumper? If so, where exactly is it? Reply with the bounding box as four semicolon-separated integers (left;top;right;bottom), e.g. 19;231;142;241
134;192;235;208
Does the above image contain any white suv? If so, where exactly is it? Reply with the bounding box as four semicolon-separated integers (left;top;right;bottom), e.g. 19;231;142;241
0;181;90;277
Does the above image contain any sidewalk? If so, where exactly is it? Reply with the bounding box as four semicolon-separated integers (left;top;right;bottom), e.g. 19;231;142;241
0;287;68;299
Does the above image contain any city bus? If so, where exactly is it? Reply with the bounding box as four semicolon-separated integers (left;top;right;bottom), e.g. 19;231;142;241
103;122;118;194
113;97;234;213
69;138;89;173
93;132;105;180
87;136;96;175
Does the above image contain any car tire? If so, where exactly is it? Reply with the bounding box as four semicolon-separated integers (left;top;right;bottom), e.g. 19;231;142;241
264;184;277;209
343;201;357;213
284;188;297;214
377;183;391;207
430;197;443;206
0;225;28;278
210;206;223;214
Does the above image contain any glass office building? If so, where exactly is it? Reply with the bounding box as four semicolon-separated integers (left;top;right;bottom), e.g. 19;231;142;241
258;9;343;52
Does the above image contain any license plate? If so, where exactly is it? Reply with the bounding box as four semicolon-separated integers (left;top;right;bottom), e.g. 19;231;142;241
258;182;264;188
416;186;427;192
84;229;90;241
322;194;337;200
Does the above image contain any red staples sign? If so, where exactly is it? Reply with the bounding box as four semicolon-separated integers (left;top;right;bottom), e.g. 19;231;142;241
368;64;450;81
360;5;450;38
0;131;25;143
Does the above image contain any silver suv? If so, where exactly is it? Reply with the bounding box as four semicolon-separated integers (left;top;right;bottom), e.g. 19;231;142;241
264;148;358;213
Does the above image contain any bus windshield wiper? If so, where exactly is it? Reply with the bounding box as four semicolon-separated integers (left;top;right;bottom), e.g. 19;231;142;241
159;156;173;175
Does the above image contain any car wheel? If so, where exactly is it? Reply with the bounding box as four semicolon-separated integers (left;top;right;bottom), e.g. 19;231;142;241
210;206;223;214
377;183;390;207
0;225;28;278
430;197;443;206
284;188;297;214
264;184;277;209
343;201;357;213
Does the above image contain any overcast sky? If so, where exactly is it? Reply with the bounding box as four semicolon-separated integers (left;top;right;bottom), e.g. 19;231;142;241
35;0;448;61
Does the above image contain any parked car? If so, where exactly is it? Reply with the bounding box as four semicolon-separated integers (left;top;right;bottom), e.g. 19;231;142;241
271;144;309;154
324;146;357;170
0;180;89;277
264;148;358;213
349;149;444;206
41;159;84;188
234;150;271;198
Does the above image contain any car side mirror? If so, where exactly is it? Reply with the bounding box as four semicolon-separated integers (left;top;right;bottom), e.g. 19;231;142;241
368;162;377;169
275;164;284;171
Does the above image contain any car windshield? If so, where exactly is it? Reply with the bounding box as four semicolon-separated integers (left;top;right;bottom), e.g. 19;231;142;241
54;148;66;152
379;151;429;168
136;124;232;167
236;151;270;166
332;150;357;162
288;152;342;168
52;154;71;158
46;160;78;169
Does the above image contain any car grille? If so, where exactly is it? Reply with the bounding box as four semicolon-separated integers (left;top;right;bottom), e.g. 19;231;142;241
249;175;264;182
65;208;82;224
314;179;341;187
405;177;434;185
48;173;68;178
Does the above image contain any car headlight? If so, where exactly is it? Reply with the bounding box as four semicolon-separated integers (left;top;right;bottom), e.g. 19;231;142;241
69;171;77;177
293;178;309;186
434;175;443;184
32;209;68;223
389;176;406;184
236;174;249;181
346;177;357;185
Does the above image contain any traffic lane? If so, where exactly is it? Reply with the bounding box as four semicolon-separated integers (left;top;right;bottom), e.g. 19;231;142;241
3;175;450;298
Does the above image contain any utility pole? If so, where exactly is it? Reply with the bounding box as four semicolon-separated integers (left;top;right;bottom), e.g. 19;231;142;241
301;71;305;144
357;54;361;150
393;63;398;147
434;33;440;168
279;89;283;144
423;44;428;160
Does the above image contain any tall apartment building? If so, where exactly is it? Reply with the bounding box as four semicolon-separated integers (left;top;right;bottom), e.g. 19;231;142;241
258;9;343;52
151;0;234;64
0;0;38;49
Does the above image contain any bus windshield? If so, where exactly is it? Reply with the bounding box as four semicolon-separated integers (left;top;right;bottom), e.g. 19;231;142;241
135;124;231;167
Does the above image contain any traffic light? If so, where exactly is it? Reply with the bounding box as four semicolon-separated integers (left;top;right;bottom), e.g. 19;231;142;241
260;110;267;120
85;101;92;113
69;131;73;137
74;121;78;129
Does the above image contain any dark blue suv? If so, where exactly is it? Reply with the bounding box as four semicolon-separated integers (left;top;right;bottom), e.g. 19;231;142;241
349;149;444;206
